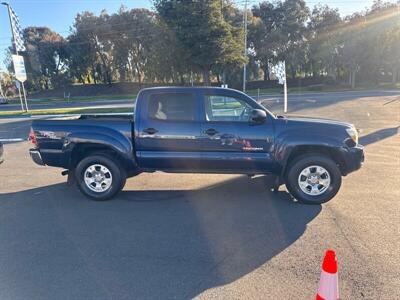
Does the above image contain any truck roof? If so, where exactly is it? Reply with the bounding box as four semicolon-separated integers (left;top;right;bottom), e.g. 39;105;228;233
138;86;246;95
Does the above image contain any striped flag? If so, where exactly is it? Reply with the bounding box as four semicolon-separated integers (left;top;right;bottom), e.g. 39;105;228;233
270;61;286;85
9;6;26;52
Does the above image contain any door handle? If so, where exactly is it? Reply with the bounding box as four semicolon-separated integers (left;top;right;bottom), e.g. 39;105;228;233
221;133;235;139
143;128;158;135
204;128;218;136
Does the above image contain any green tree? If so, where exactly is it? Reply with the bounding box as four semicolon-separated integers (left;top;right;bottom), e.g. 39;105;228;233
154;0;245;84
72;11;114;85
147;21;191;84
67;29;97;84
23;27;68;90
340;2;399;87
381;26;400;83
307;5;341;79
109;7;159;85
250;0;309;80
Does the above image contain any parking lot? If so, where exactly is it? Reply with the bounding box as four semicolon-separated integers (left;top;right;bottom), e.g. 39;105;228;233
0;91;399;299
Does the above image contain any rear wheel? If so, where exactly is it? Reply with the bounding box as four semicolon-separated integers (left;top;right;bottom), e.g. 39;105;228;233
75;155;126;201
285;154;342;204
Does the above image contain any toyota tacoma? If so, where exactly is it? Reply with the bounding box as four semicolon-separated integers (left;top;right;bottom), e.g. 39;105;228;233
29;87;364;204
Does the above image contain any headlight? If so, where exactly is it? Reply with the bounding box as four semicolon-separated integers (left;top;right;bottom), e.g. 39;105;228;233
346;127;358;144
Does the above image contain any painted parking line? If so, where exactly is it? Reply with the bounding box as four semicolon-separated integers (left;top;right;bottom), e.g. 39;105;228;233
0;138;25;142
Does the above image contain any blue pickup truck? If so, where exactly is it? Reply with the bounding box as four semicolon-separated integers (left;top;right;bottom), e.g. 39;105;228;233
29;87;364;204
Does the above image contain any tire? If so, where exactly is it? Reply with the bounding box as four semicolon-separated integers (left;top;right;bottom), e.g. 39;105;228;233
285;154;342;204
75;154;126;201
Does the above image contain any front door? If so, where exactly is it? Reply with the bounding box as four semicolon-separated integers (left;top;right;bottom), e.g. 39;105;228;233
200;91;275;173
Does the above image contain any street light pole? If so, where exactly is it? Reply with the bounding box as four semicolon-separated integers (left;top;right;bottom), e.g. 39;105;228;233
242;0;248;92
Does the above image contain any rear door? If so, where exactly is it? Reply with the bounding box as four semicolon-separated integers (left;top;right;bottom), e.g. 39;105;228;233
199;90;276;173
135;90;203;170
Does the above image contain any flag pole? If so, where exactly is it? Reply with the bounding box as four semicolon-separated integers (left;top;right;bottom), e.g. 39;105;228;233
21;81;28;112
242;0;248;92
284;78;288;113
283;61;287;113
2;2;26;112
17;82;24;110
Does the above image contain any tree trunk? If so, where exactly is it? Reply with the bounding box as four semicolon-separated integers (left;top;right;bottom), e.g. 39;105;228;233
263;64;270;81
91;66;97;84
202;66;210;86
336;65;341;83
397;66;400;83
291;65;296;79
119;68;126;82
133;62;142;87
78;75;84;84
107;70;112;85
216;73;221;85
171;71;177;84
351;70;356;89
392;65;398;84
97;50;111;85
348;71;352;86
311;60;317;78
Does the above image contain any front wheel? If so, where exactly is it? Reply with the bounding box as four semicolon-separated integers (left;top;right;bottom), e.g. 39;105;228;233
75;155;126;201
285;154;342;204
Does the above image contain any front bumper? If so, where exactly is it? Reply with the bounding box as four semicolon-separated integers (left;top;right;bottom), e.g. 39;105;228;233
342;145;364;175
29;149;45;166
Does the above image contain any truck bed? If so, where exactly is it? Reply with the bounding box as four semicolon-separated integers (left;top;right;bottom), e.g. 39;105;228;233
30;114;135;169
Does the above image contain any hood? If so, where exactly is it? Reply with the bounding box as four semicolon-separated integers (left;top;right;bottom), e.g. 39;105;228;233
279;115;354;129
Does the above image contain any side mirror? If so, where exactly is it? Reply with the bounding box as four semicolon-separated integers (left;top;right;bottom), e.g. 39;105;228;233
249;109;267;124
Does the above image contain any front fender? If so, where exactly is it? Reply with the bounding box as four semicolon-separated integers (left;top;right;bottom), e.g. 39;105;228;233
274;132;345;173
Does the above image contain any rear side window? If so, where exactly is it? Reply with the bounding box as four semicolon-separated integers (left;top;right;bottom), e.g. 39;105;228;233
148;93;196;121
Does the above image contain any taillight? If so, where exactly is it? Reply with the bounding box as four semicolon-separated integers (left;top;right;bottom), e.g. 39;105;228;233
29;128;38;146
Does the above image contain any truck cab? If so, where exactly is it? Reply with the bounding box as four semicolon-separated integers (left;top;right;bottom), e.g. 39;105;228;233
134;87;277;173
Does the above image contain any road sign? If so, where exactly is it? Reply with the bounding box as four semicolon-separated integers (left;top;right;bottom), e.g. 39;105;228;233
12;54;27;82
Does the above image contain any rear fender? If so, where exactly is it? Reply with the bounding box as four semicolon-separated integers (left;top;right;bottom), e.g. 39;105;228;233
65;131;133;157
63;131;136;171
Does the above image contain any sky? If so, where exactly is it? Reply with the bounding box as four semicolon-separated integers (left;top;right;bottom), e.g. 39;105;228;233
0;0;394;69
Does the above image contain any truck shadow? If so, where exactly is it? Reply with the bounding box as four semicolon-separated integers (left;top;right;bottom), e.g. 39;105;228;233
0;175;321;300
359;126;399;146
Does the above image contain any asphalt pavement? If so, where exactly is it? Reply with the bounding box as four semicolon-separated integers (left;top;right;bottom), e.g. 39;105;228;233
0;90;399;299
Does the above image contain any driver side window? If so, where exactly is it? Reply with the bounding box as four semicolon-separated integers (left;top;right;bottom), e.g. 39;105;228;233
204;95;252;122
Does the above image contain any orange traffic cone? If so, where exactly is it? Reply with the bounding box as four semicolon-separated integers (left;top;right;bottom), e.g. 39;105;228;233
316;249;339;300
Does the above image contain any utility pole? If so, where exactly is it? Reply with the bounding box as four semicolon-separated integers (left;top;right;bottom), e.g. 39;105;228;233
242;0;248;92
0;71;6;99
